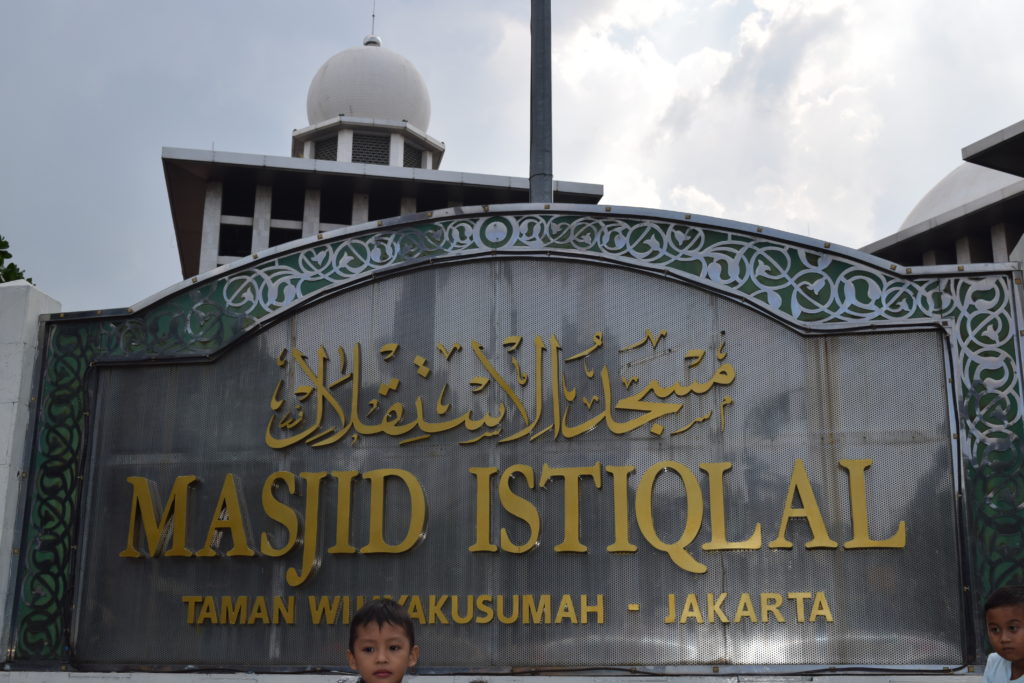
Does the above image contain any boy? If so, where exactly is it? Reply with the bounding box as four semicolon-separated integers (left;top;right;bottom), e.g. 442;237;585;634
348;598;420;683
985;585;1024;682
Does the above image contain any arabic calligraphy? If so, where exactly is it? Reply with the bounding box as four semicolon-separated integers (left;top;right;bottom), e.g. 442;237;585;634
265;331;736;448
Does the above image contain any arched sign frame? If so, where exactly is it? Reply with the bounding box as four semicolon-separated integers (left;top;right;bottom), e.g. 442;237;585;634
9;205;1024;668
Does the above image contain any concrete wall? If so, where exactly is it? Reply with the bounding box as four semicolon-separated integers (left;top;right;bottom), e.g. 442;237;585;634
0;280;59;657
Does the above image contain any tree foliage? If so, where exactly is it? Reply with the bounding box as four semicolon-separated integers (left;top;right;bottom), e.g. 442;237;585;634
0;234;32;284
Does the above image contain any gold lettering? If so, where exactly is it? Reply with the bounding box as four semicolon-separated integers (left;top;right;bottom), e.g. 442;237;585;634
768;459;837;549
635;461;707;573
249;596;269;624
182;595;202;624
555;595;578;624
580;594;604;624
760;593;785;622
475;595;495;624
810;592;833;622
840;459;906;548
679;594;703;623
700;462;761;550
468;467;498;552
499;465;540;553
260;472;298;557
220;595;247;624
732;593;757;622
539;463;602;552
328;471;358;554
496;595;519;624
272;596;295;624
308;595;342;625
286;472;327;587
523;594;551;624
361;469;427;554
451;596;474;624
197;474;255;557
605;465;637;552
788;592;811;622
428;595;449;624
197;596;218;624
121;475;196;558
664;593;676;624
706;593;729;623
406;595;425;623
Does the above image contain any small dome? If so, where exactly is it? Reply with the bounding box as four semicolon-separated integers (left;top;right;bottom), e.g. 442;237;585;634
306;36;431;130
901;162;1020;230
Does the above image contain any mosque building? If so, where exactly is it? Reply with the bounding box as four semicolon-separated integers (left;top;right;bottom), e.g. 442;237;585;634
163;35;603;278
863;119;1024;267
2;29;1023;683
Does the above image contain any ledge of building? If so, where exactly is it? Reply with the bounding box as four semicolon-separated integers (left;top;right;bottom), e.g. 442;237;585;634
962;118;1024;177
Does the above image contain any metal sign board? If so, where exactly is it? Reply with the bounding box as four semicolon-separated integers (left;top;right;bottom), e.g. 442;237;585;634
10;208;1024;674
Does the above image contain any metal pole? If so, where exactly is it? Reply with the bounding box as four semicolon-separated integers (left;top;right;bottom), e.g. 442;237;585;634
529;0;553;203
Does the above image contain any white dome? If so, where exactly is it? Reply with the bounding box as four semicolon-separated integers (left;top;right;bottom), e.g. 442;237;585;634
306;36;431;130
900;162;1020;230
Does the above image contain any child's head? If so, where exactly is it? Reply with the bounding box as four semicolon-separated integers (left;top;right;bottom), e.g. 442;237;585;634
985;585;1024;669
347;598;419;683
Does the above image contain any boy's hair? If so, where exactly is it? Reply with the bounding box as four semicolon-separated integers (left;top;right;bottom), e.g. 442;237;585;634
985;585;1024;613
348;598;416;652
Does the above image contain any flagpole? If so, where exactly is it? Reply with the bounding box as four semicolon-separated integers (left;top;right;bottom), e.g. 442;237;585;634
529;0;553;203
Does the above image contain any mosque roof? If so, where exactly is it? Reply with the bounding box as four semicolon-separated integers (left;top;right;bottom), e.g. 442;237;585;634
306;35;431;131
899;163;1021;231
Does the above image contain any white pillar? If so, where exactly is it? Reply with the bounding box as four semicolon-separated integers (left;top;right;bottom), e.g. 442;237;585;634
198;181;223;273
352;193;369;224
252;185;272;253
0;282;60;654
302;188;321;238
302;140;314;159
400;196;417;216
338;129;354;163
955;236;971;265
991;223;1010;262
389;133;404;167
922;250;937;266
1011;228;1024;263
423;150;434;169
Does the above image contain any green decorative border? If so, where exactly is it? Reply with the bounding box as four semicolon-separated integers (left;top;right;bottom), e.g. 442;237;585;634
10;209;1022;663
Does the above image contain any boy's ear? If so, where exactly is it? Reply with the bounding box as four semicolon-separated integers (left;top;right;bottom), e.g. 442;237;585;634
408;644;420;667
347;650;357;669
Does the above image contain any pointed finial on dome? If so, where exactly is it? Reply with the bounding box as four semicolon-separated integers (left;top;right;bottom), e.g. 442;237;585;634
364;34;381;47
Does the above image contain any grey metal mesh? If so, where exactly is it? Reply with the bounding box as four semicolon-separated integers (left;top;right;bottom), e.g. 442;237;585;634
314;136;338;161
403;142;422;168
74;259;962;669
352;133;390;165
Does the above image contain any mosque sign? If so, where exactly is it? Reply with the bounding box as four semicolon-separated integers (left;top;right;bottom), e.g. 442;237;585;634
10;207;1023;672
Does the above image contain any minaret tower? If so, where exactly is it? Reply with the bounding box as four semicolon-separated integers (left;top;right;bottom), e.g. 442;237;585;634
292;35;445;170
162;35;601;278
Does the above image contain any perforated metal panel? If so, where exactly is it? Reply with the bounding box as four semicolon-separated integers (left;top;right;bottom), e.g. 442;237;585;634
314;136;337;161
352;132;390;165
73;259;962;670
403;142;422;168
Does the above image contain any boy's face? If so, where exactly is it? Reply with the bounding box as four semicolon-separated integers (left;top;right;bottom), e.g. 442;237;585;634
348;621;419;683
987;604;1024;669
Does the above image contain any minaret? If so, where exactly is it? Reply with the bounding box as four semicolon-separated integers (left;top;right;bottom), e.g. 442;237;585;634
292;35;445;170
162;35;602;278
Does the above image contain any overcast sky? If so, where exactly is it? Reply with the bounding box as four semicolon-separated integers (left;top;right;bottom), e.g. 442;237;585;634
3;0;1024;312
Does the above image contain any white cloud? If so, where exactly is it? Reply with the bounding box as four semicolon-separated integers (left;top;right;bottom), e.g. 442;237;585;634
668;185;726;216
6;1;1024;309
